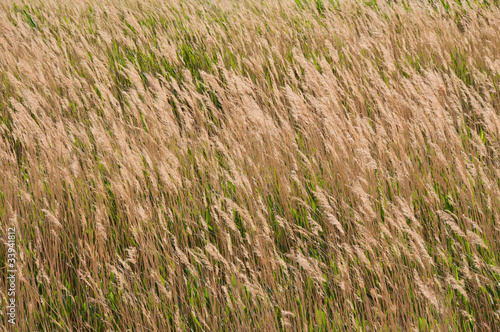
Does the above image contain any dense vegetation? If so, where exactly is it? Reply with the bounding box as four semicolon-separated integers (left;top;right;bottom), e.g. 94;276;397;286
1;0;500;330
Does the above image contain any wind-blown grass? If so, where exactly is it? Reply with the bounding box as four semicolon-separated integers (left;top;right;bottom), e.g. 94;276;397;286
0;0;500;330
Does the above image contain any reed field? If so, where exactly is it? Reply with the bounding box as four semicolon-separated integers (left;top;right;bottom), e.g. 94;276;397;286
1;0;500;330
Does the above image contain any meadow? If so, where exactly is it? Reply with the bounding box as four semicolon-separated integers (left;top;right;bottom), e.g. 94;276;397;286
0;0;499;330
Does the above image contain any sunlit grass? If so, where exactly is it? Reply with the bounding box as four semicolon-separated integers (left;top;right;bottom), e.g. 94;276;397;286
0;0;499;330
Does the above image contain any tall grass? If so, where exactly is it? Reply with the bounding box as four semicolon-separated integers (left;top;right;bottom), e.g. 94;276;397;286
0;0;499;330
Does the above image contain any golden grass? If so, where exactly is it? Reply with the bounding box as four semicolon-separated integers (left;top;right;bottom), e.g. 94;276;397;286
0;0;499;330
